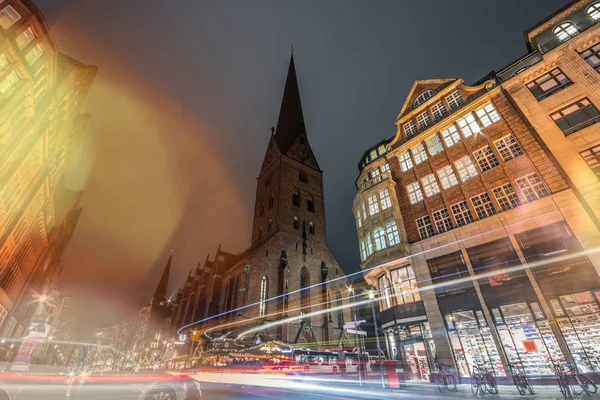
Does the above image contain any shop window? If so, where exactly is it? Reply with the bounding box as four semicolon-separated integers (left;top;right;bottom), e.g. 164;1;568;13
390;266;421;305
580;144;600;179
580;42;600;72
560;292;599;316
494;135;523;162
550;98;600;136
425;134;444;156
492;183;521;211
398;151;413;171
467;238;522;287
441;125;461;147
416;215;434;240
473;145;500;172
427;251;471;296
377;275;393;310
526;68;572;100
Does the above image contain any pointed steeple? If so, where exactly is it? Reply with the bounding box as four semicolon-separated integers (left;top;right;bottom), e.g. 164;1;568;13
274;54;306;153
153;253;172;302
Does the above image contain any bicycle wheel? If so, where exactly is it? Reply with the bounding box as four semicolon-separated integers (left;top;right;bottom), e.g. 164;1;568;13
558;378;569;398
514;376;525;396
487;376;498;395
471;376;480;395
525;379;534;395
447;374;457;392
437;374;446;393
576;374;597;396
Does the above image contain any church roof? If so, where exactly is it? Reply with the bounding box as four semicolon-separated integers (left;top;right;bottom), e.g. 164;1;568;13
273;55;306;153
153;254;171;301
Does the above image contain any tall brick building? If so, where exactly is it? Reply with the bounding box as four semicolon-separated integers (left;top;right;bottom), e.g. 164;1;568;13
172;56;351;348
353;0;600;381
0;1;96;340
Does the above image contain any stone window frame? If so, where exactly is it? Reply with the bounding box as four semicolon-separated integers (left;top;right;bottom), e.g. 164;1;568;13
432;208;453;233
553;21;578;41
492;183;521;211
580;144;600;179
550;98;600;136
580;42;600;72
450;200;475;227
385;220;401;246
379;188;392;210
367;193;380;216
525;68;572;101
373;226;387;251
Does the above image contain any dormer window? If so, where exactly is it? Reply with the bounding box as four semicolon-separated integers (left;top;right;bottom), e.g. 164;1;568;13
553;22;578;41
403;120;418;138
414;90;436;108
587;3;600;20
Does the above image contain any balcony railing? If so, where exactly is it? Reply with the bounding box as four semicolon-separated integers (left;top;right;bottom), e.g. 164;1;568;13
563;115;600;136
496;51;543;83
358;171;391;193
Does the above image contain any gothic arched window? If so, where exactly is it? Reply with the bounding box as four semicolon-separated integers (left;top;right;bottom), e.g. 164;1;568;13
258;226;263;240
292;189;300;206
293;216;299;230
553;22;578;41
259;275;268;316
259;202;265;216
588;3;600;20
307;195;314;212
309;222;315;235
299;171;308;184
414;90;437;108
267;219;272;232
300;268;310;313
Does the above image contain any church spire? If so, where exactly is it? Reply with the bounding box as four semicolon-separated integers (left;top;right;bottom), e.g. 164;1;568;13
153;253;172;302
274;54;306;153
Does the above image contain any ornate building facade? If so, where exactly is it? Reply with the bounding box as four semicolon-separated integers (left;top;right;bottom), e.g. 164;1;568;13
353;0;600;381
0;1;96;340
172;56;351;348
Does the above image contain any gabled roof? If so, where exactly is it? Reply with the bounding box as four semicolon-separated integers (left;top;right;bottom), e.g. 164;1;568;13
153;254;172;301
396;79;458;121
273;55;306;153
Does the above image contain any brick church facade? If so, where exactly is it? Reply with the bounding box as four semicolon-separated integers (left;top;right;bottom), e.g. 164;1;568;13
170;56;351;347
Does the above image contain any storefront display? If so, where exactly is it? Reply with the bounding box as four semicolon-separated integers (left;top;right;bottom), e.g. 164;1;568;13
384;322;435;381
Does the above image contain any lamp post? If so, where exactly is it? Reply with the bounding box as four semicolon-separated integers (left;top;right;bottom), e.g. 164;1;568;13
347;286;362;387
368;290;385;389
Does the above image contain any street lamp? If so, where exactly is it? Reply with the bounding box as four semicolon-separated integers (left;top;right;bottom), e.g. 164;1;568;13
346;285;363;387
368;290;385;389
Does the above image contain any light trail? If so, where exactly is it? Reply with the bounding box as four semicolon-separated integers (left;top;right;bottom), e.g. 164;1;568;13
236;246;600;339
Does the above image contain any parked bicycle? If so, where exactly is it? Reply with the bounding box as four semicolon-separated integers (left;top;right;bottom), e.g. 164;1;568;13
550;358;598;398
436;362;457;393
470;364;498;396
507;361;534;396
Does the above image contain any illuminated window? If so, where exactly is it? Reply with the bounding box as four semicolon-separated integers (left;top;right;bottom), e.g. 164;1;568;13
580;145;600;179
379;188;392;210
421;173;440;197
0;5;20;30
587;3;600;19
292;189;300;206
307;195;314;212
411;143;428;165
386;220;401;245
492;183;521;211
404;120;418;137
398;152;413;171
441;125;461;147
378;275;393;310
414;90;437;107
431;101;447;120
377;144;386;155
456;113;480;137
356;210;362;228
293;216;299;230
451;201;474;226
426;134;444;156
15;27;34;49
259;275;268;316
433;208;453;233
516;173;550;202
368;194;380;215
373;226;387;251
370;168;380;179
494;135;523;162
446;91;463;110
380;163;390;174
365;234;374;257
437;164;459;189
416;215;434;240
475;103;501;127
550;98;600;136
309;221;315;235
417;111;432;129
553;22;578;41
471;192;497;219
406;181;423;204
25;44;43;65
0;71;19;97
473;145;500;172
454;156;478;182
390;266;421;305
526;68;572;100
361;202;367;221
369;149;378;160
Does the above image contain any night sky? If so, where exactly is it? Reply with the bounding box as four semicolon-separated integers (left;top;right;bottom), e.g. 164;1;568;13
33;0;568;325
